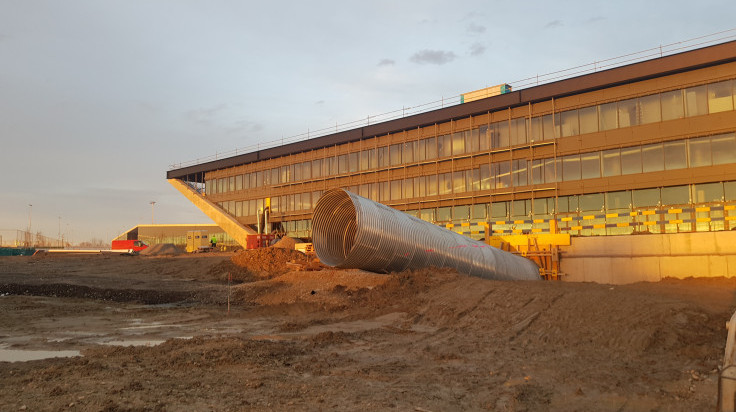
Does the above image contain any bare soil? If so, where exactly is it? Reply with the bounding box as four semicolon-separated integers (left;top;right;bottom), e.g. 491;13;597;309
1;251;734;411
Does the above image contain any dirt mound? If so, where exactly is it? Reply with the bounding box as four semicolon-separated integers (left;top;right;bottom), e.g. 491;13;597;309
271;236;296;250
140;243;183;256
231;248;310;278
233;269;388;307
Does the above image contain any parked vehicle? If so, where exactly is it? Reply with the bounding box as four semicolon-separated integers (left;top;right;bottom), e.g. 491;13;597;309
111;240;148;252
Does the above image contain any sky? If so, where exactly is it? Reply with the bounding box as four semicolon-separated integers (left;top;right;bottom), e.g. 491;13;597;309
1;0;735;244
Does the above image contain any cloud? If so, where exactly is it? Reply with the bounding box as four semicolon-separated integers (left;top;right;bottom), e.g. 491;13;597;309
466;23;486;34
227;120;262;135
378;58;395;66
545;20;563;29
410;49;457;65
185;104;228;126
469;43;486;56
585;16;605;24
315;100;325;105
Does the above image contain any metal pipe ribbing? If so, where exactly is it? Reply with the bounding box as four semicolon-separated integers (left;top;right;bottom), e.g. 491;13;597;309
312;189;540;281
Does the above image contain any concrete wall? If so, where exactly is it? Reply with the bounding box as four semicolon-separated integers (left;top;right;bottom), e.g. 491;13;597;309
560;231;736;284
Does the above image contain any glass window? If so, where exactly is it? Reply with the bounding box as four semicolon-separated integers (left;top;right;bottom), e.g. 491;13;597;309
641;143;664;173
390;144;402;166
599;102;618;131
579;106;598;134
367;148;377;169
490;202;507;219
693;182;723;203
542;114;559;140
303;192;312;210
632;188;659;207
544;158;560;183
688;136;711;168
348;152;359;173
708;80;734;113
359;184;369;198
379;181;389;201
235;175;243;190
712;133;736;165
661;89;684;121
403;178;414;198
338;154;348;174
531;159;544;184
617;98;638;128
452;132;465;155
580;193;604;212
403;142;415;163
439;172;453;194
292;164;301;182
562;154;581;181
369;183;378;201
471;204;486;220
560;110;579;137
378;146;389;168
602;148;621;177
255;171;263;187
480;164;491;190
495;161;511;188
420;208;435;222
479;125;491;150
661;185;690;205
725;182;736;201
532;198;549;216
621;146;642;175
510;118;527;145
390;180;402;200
427;174;438;196
359;150;369;170
467;168;480;192
454;205;470;221
639;94;662;124
495;121;510;148
664;140;687;170
529;117;543;142
558;195;574;213
453;171;466;193
685;85;708;117
606;190;631;210
416;139;426;162
580;152;601;179
272;168;281;183
302;161;312;180
438;135;452;157
512;159;528;186
511;200;529;217
466;129;480;153
436;207;452;222
425;137;437;159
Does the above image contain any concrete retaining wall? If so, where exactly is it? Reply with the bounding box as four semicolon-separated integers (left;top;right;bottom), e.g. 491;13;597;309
560;231;736;284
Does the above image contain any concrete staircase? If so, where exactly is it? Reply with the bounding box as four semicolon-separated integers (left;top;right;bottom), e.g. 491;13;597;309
167;179;256;248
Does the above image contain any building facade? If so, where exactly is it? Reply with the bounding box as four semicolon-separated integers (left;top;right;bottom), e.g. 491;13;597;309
168;41;736;242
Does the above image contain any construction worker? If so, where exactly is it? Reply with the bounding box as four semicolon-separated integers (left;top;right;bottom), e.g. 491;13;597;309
210;236;217;249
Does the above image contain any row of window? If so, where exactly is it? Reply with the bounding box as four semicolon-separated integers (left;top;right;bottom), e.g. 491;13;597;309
219;133;735;213
206;78;736;194
273;181;736;239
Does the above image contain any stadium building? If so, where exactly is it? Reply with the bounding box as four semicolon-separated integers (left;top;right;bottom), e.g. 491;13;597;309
167;41;736;253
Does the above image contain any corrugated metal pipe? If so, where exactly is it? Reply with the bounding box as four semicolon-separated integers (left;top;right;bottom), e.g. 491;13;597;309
312;189;540;281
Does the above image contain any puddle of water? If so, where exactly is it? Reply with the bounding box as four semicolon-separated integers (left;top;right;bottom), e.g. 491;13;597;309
101;339;166;347
0;349;81;362
98;336;192;347
120;324;183;330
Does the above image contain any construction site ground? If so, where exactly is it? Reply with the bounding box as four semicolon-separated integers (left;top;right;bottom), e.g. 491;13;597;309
1;251;734;411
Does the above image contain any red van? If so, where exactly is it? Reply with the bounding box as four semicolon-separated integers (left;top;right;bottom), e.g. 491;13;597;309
111;240;149;252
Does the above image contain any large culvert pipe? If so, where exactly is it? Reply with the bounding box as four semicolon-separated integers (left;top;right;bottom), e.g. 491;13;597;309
312;189;540;281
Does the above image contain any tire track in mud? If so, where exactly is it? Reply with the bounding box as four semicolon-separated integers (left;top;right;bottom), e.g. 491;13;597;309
0;282;221;304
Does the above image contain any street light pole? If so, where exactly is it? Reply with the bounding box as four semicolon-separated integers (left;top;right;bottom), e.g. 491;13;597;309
150;201;156;224
28;204;32;247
